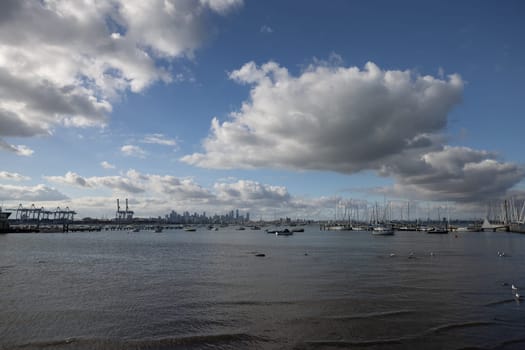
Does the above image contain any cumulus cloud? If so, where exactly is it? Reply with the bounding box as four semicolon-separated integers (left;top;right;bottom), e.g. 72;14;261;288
0;184;68;201
182;59;524;202
214;180;290;204
36;167;515;219
0;0;242;155
0;171;30;181
44;170;213;198
0;139;34;156
182;61;463;173
380;146;525;202
142;133;177;146
45;171;145;193
41;169;319;217
101;161;116;169
44;171;92;188
121;144;147;158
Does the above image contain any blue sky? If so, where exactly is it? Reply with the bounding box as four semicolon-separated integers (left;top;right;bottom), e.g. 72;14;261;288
0;0;524;220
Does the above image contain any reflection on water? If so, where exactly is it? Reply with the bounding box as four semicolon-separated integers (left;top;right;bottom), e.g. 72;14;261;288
1;227;525;349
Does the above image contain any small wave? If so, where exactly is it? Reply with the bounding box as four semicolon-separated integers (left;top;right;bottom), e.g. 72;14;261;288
11;333;269;350
131;333;269;348
216;300;295;307
12;337;80;349
305;337;404;347
425;321;495;334
324;309;415;320
0;265;16;269
496;337;525;349
484;299;516;307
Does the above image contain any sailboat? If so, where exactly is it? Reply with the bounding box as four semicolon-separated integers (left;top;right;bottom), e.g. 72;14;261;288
370;202;394;236
372;225;395;235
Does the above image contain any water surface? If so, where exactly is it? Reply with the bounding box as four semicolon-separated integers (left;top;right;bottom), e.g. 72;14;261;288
1;227;525;349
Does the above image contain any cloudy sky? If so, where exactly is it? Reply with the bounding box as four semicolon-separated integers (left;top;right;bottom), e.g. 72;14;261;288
1;0;524;220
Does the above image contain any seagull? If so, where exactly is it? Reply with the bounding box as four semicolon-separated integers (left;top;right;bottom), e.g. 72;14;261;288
515;292;521;300
389;253;396;257
512;284;518;292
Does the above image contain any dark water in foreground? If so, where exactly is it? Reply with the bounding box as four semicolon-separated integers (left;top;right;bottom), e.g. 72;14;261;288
1;227;525;349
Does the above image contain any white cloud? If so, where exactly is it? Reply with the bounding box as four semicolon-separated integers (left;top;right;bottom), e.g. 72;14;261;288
0;139;34;156
260;25;273;33
199;0;243;14
44;170;212;198
182;59;525;202
0;171;30;181
37;167;520;218
214;180;290;204
45;171;145;193
182;60;464;173
101;161;116;169
41;169;325;218
0;184;68;201
121;144;147;158
142;133;177;146
44;171;92;188
0;0;242;155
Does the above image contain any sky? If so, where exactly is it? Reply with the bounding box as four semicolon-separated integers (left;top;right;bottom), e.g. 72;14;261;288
0;0;524;221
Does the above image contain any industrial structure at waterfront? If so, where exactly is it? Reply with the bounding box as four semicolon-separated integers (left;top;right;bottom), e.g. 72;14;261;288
0;204;76;233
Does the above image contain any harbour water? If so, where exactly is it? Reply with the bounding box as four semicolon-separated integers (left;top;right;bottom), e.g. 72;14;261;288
1;227;525;349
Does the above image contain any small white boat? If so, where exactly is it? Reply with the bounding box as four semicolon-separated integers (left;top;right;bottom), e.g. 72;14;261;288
371;226;394;235
427;227;448;234
183;226;196;232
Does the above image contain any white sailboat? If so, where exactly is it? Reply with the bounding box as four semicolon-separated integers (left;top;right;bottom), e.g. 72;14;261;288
370;202;394;236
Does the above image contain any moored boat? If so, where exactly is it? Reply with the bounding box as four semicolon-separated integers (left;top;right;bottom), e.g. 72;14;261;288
371;226;395;236
427;227;448;234
275;229;293;236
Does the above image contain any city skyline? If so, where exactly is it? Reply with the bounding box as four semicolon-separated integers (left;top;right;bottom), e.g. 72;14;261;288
1;0;524;220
